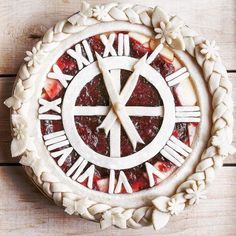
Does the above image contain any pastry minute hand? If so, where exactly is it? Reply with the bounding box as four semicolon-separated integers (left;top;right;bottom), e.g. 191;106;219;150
98;43;164;137
97;53;147;135
98;44;163;139
96;52;145;150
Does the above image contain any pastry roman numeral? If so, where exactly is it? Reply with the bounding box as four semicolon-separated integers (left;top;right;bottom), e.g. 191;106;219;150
117;33;130;56
66;156;95;189
101;33;130;57
108;169;115;194
160;135;192;167
114;171;132;193
67;39;94;70
77;164;95;189
43;130;69;151
38;98;62;120
100;33;117;57
145;162;166;187
51;147;73;166
175;106;201;122
81;40;94;63
48;64;73;88
166;67;190;87
38;114;61;120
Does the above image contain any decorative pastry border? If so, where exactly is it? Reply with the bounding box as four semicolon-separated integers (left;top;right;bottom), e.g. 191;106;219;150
4;1;235;230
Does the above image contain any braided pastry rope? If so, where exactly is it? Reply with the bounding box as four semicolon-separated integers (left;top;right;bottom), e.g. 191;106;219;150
4;1;235;230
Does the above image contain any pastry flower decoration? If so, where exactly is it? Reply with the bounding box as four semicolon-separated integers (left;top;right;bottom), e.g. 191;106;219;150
200;40;219;61
24;47;39;67
13;123;26;140
154;21;178;44
11;114;29;157
24;41;43;68
92;5;109;21
152;7;185;50
167;198;185;215
185;182;207;205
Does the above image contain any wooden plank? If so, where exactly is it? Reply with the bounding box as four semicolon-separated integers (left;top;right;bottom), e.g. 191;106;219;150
0;166;235;235
0;77;13;145
0;75;235;163
0;0;236;74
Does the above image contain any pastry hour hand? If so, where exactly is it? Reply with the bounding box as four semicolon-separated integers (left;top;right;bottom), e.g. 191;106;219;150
98;53;148;135
96;52;144;150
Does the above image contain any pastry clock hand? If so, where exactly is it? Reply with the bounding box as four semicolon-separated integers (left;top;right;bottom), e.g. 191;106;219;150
98;44;164;137
96;52;144;150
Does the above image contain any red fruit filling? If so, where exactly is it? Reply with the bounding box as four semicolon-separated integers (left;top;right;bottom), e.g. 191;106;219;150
40;31;198;193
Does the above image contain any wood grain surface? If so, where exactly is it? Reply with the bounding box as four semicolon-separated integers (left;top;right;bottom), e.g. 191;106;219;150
0;0;236;235
0;166;236;236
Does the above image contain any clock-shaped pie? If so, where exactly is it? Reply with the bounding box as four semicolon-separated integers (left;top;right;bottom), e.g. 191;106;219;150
5;1;234;230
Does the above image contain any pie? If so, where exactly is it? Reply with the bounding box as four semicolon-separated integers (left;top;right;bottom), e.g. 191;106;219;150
5;1;234;230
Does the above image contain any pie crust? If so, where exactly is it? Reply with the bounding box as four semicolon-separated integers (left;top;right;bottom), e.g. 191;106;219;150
5;1;235;230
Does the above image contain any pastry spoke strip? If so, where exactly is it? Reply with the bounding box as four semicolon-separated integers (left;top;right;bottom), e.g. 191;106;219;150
48;64;73;88
114;171;133;194
43;130;70;151
67;40;93;70
66;156;95;189
175;106;201;123
74;106;109;116
110;69;121;158
96;53;144;150
51;147;73;166
124;106;164;117
74;106;164;117
166;67;190;87
145;162;166;187
98;44;163;136
160;135;192;167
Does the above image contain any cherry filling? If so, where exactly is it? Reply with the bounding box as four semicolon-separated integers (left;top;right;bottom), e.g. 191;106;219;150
40;31;197;193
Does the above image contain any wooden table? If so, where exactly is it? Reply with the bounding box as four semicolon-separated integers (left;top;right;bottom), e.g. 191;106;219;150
0;1;236;235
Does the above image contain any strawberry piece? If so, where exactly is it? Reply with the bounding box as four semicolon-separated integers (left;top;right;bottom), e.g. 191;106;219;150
56;52;78;76
191;122;199;127
130;37;152;58
80;179;88;187
160;55;173;64
172;129;179;138
154;161;172;173
43;78;63;100
97;178;109;193
93;169;101;182
131;176;149;192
